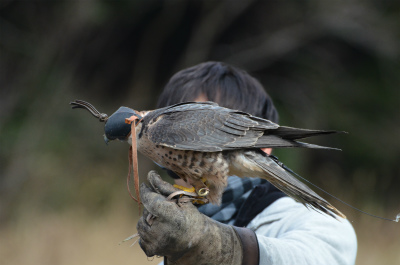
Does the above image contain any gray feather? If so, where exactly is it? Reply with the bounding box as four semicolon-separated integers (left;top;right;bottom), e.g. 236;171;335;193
243;151;345;219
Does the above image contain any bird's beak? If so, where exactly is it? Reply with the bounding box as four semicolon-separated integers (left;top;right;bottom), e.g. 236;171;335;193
104;135;110;145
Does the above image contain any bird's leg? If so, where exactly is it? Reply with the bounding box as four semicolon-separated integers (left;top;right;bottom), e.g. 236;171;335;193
166;189;209;206
162;172;209;204
188;177;210;197
172;175;209;197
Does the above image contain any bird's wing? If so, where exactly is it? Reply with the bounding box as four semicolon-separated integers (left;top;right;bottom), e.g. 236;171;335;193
143;102;279;152
143;102;340;151
243;151;345;219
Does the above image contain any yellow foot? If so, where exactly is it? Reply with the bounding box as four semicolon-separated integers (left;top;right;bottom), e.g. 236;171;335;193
172;184;209;205
173;184;196;193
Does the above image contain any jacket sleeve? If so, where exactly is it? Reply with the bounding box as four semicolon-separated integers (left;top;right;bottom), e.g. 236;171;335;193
247;197;357;265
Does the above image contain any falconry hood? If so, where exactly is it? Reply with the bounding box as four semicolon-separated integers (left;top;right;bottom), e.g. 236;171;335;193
69;100;142;144
104;106;142;143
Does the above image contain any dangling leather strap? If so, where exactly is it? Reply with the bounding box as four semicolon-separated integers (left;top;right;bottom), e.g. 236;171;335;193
126;116;142;212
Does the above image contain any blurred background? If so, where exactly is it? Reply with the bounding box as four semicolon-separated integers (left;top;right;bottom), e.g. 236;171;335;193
1;0;399;264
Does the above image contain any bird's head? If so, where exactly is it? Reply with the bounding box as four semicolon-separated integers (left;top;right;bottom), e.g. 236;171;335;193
104;106;142;144
70;100;143;144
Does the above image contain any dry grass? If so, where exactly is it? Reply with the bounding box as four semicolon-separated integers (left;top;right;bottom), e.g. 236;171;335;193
1;200;399;265
0;201;161;265
352;212;400;265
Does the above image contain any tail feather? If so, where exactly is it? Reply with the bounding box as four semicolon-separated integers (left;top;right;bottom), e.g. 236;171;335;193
255;135;341;151
273;126;346;140
243;151;345;219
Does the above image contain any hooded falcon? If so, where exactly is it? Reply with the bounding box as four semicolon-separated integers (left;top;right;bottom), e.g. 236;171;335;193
70;99;346;219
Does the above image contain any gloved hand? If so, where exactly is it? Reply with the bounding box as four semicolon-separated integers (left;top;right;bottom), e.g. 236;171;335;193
137;171;259;265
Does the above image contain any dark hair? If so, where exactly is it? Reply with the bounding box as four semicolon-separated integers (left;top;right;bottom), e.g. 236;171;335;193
157;61;279;123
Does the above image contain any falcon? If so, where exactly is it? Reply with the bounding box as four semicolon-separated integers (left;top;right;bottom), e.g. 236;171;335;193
70;99;346;219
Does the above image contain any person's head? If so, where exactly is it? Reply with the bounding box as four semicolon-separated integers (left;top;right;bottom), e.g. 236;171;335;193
157;61;279;123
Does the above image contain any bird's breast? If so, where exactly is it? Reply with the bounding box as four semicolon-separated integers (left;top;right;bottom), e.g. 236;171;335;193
135;135;229;179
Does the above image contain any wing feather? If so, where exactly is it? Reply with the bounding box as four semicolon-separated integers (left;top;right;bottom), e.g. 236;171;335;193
143;102;340;152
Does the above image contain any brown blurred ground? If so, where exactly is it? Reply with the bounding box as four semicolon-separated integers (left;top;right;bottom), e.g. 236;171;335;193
1;202;399;265
1;1;399;264
0;199;161;265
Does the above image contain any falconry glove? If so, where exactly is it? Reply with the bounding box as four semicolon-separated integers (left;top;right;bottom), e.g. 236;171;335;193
137;171;259;265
